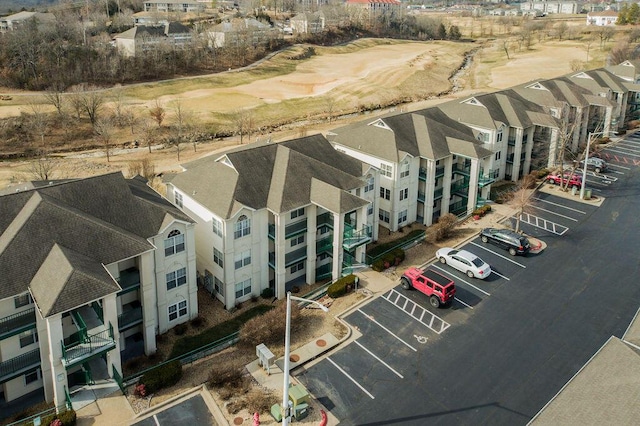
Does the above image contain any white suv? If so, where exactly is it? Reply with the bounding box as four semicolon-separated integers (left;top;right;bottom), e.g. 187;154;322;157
579;157;608;173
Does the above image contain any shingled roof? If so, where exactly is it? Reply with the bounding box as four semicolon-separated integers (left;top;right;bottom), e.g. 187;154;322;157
0;173;192;317
169;134;369;219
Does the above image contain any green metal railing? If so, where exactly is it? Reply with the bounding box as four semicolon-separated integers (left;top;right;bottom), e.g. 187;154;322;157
285;219;307;238
62;323;115;366
0;308;36;341
112;364;125;395
91;301;104;323
316;212;334;228
343;223;372;248
316;236;333;254
118;306;143;330
315;263;332;280
70;311;88;344
365;230;425;264
434;188;444;199
418;167;427;181
0;349;40;383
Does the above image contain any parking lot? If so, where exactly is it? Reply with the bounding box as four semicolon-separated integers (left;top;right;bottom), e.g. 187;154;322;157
296;132;640;425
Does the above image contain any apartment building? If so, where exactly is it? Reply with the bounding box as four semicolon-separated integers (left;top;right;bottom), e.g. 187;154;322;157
165;135;379;309
327;108;494;228
0;173;196;410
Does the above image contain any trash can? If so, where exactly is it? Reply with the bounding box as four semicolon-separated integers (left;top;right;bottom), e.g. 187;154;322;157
293;403;310;421
585;189;592;199
571;186;577;196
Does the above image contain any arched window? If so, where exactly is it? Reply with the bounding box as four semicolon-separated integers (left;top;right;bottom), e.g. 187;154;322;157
234;215;251;239
364;175;374;192
164;230;185;256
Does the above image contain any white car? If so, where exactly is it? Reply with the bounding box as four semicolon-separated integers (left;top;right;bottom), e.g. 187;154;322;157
435;248;492;279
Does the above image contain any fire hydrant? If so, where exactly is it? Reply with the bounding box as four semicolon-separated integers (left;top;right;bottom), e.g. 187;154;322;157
253;412;260;426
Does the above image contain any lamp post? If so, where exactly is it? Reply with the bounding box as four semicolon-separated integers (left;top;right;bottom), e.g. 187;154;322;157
580;131;606;199
282;292;329;426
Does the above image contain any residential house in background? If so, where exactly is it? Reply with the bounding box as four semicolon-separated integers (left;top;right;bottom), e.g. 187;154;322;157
207;18;277;48
586;10;618;25
519;1;579;15
290;12;326;34
165;135;379;310
0;173;196;411
113;22;192;57
345;0;403;14
0;11;55;33
328;108;493;228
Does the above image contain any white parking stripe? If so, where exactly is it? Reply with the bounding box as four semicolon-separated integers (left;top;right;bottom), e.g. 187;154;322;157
455;297;473;309
491;270;510;281
326;357;375;399
154;415;161;426
607;147;640;157
383;290;450;334
608;163;631;170
530;205;579;222
354;340;404;378
357;308;417;351
532;197;587;214
431;265;491;296
469;242;527;268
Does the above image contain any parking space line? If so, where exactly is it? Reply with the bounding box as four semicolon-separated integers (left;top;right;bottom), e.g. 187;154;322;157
357;308;418;351
532;197;587;214
354;340;404;378
382;290;451;334
431;265;490;296
469;242;527;268
515;212;569;235
153;415;160;426
455;297;473;309
608;163;631;171
529;205;579;222
491;270;510;281
326;357;375;399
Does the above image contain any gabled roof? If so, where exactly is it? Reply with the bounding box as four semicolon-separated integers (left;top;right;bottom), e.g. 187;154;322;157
438;95;502;130
114;22;190;40
567;69;628;95
329;107;491;162
169;134;368;219
0;173;192;314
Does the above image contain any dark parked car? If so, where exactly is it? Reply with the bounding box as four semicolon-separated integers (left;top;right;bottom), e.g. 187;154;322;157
579;157;608;173
480;228;531;256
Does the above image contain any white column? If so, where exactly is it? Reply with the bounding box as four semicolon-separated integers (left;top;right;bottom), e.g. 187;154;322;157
467;159;481;215
306;206;317;284
331;212;344;280
512;127;524;181
36;311;54;403
424;160;436;226
102;293;122;377
45;315;67;408
546;127;560;169
440;158;452;215
275;213;287;299
186;224;198;319
140;251;157;355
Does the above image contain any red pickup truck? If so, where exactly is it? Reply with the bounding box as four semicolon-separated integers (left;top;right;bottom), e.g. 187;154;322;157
400;267;456;308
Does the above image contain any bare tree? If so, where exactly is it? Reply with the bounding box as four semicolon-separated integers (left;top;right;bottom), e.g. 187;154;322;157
28;151;58;181
26;101;50;149
43;86;65;116
511;174;539;233
94;118;115;162
555;22;568;41
325;97;336;122
149;98;166;128
72;84;105;124
139;117;157;153
233;108;254;144
169;99;193;159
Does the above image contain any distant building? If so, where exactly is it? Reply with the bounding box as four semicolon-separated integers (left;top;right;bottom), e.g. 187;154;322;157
345;0;403;14
520;1;579;15
0;11;55;33
143;0;205;13
587;10;618;26
206;18;277;48
113;22;192;57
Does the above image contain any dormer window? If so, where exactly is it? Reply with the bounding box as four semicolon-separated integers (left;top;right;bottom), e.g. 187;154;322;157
234;215;251;239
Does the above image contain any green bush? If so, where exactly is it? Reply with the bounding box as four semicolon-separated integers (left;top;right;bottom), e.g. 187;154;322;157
328;274;356;298
140;360;182;394
57;409;77;426
366;229;424;258
239;302;299;348
261;287;275;298
372;259;385;272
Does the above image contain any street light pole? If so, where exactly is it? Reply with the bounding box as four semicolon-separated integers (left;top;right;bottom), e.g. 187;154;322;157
282;292;329;426
580;131;593;200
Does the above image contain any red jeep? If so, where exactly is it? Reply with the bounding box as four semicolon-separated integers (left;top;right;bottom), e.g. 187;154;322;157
546;172;582;189
400;267;456;308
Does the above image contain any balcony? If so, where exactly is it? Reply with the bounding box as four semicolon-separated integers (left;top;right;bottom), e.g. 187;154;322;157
285;246;307;267
117;267;140;295
268;223;275;240
418;167;427;182
315;263;332;280
316;236;333;255
268;251;275;269
449;200;468;216
478;168;499;187
61;323;116;368
452;162;471;176
118;304;143;331
417;191;425;203
435;166;445;178
506;153;514;164
0;308;36;341
316;212;334;229
434;188;444;200
285;219;307;238
0;348;40;384
451;180;469;197
508;137;516;146
343;223;371;250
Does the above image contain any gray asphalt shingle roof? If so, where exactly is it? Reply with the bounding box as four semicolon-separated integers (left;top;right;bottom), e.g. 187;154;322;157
170;134;367;219
0;173;192;316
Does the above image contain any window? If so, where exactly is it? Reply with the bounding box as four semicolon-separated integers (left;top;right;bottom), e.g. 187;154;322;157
212;218;223;237
290;261;305;274
317;252;331;261
495;151;501;161
214;277;224;295
318;225;330;235
168;300;188;321
213;248;224;267
234;215;251;239
175;192;183;208
477;132;490;143
399;188;408;201
234;250;251;269
497;130;503;142
400;162;410;178
24;369;40;385
380;163;392;178
290;235;305;247
291;208;305;219
19;330;38;348
14;293;32;309
379;209;390;223
166;267;187;290
364;175;374;192
379;187;390;200
164;230;185;256
367;204;373;216
398;210;408;225
235;279;252;299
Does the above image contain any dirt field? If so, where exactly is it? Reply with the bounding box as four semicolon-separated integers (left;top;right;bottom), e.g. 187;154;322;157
0;36;611;190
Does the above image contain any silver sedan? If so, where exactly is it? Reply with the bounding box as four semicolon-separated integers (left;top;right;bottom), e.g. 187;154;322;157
435;248;492;279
